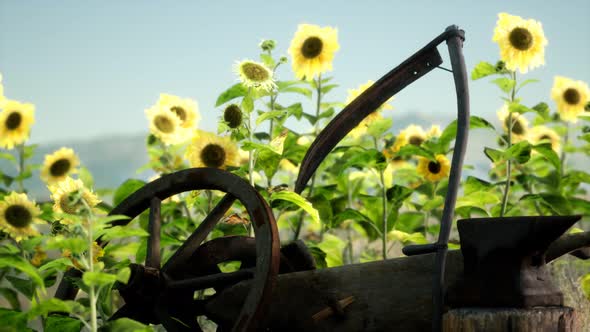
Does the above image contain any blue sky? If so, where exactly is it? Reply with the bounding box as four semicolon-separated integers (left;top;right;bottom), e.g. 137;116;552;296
1;1;589;144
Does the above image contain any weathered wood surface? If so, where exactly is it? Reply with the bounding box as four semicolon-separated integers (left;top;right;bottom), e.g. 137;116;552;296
442;307;578;332
206;250;464;331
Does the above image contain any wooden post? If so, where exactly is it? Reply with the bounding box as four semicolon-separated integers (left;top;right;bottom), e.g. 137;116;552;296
442;307;578;332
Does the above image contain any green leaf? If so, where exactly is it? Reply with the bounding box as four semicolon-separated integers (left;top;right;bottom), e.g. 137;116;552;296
260;53;275;69
97;225;149;242
508;102;534;114
318;107;335;120
317;234;346;267
284;103;303;120
310;195;333;228
29;298;84;317
394;144;435;160
0;287;20;310
471;61;497;80
116;267;131;284
257;149;281;180
505;141;531;164
46;236;88;254
6;276;34;298
331;209;374;229
0;308;29;331
439;116;495;149
491;77;516;93
0;254;45;291
464;176;493;195
101;318;153;332
456;191;501;210
241;94;254;114
389;230;428;245
306;245;327;269
422;195;444;211
270;191;320;226
0;152;17;164
23;144;38;160
394;212;424;233
256;110;285;126
335;147;386;172
520;193;572;215
321;84;338;94
241;140;281;155
386;185;413;204
484;147;503;163
579;133;590;143
276;81;312;98
367;117;393;138
83;271;118;287
215;83;248;107
113;179;146;206
79;166;94;188
38;258;75;273
532;143;561;171
45;315;83;332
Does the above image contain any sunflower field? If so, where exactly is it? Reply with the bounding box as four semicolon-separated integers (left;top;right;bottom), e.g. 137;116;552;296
0;12;589;331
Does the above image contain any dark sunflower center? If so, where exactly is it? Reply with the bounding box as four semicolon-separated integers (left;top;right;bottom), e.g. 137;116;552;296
505;117;525;135
224;104;243;128
6;112;22;130
4;205;32;228
170;106;187;121
428;161;441;174
201;144;226;168
540;135;551;141
154;115;175;133
50;159;71;177
509;27;534;51
563;88;580;105
241;63;269;82
409;136;424;146
301;36;323;59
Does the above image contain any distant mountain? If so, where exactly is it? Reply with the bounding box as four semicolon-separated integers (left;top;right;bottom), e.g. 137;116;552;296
2;133;152;201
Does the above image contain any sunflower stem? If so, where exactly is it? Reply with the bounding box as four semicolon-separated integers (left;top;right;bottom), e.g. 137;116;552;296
80;199;98;332
373;137;388;260
293;75;323;241
500;71;517;217
16;144;25;193
560;122;570;180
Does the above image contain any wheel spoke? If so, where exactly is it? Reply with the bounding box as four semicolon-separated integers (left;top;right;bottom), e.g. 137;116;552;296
162;194;236;274
166;268;255;291
146;197;162;268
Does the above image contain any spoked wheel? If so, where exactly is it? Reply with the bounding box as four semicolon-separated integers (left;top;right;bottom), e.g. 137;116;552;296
54;168;280;332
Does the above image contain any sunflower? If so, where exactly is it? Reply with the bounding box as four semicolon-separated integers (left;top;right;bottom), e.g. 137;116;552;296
426;125;442;139
417;154;451;182
40;147;80;185
404;125;427;146
157;94;200;130
288;24;340;80
49;177;101;224
551;76;590;123
492;13;547;74
527;125;561;153
145;105;191;145
0;100;35;149
223;104;243;128
497;104;528;141
234;60;275;91
346;80;394;138
185;131;238;169
0;192;44;242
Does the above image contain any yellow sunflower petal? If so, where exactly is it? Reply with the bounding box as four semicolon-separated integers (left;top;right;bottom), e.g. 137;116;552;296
0;99;35;150
288;24;340;80
527;125;561;153
40;147;80;185
497;104;529;141
551;76;590;123
417;154;451;182
185;130;239;169
157;94;201;129
0;192;43;242
492;13;547;74
145;104;191;145
49;177;101;224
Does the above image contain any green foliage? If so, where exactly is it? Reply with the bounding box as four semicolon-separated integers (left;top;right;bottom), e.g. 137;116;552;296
113;179;146;206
